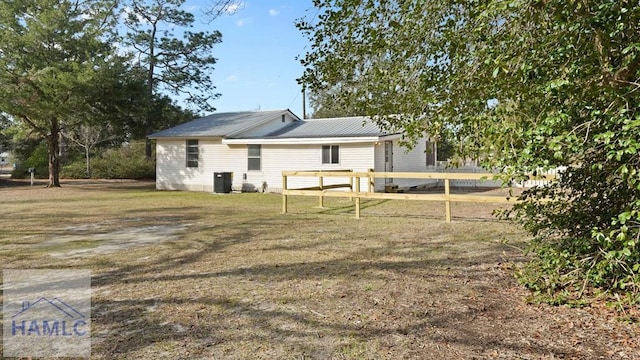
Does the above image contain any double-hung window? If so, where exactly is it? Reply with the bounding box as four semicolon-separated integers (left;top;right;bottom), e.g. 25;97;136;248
248;144;261;171
186;139;199;168
322;145;339;164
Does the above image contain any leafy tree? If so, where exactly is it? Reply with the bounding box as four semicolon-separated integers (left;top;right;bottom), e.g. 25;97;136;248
61;60;197;177
122;0;222;157
9;130;49;178
0;0;119;187
62;123;119;177
0;115;13;153
299;1;640;305
308;85;361;118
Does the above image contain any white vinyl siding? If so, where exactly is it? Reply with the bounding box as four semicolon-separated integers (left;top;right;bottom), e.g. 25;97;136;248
261;143;374;192
156;141;377;192
156;139;244;192
371;138;439;190
156;138;434;193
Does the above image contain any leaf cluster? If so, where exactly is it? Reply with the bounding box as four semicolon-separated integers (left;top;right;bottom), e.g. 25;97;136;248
299;0;640;306
122;0;222;111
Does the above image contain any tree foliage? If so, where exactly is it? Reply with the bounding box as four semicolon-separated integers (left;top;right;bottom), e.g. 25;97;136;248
307;85;361;118
0;0;120;186
62;140;156;180
123;0;222;156
202;0;244;22
0;115;13;153
299;0;640;305
0;0;218;183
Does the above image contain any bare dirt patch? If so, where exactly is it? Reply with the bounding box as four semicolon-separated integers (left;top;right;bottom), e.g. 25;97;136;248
42;223;190;258
0;182;638;359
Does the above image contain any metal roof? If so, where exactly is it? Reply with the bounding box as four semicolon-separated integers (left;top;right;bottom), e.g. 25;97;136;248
149;111;399;140
148;109;297;138
262;116;394;139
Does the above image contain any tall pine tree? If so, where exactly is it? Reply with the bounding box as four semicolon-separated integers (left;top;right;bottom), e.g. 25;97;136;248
0;0;119;186
123;0;222;158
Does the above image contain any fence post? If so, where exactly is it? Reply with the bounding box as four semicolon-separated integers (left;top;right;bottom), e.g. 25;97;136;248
318;174;324;208
282;174;288;214
444;178;451;223
349;174;354;201
368;169;374;193
355;176;361;218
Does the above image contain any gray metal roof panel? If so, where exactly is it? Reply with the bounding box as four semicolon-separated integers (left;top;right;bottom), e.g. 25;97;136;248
148;109;294;138
263;116;394;138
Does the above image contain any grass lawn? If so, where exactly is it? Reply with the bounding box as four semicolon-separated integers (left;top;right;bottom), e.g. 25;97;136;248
0;180;638;359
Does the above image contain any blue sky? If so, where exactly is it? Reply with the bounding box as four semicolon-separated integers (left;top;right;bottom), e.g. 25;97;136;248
187;0;317;118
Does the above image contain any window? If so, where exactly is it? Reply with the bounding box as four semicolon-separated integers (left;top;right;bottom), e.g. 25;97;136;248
186;140;198;168
248;144;261;171
322;145;339;164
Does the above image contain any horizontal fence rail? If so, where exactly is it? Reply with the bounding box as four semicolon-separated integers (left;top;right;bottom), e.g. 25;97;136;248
281;170;556;222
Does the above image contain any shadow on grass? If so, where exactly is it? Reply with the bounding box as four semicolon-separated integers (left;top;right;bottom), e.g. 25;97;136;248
288;198;506;222
0;185;615;359
84;211;569;358
314;199;391;215
89;250;579;359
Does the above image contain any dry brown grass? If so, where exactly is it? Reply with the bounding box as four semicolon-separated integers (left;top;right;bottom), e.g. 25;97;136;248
0;180;638;359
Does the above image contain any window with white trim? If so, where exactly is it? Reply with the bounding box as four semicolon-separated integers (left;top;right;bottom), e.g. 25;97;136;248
322;145;339;164
186;139;198;168
248;144;261;171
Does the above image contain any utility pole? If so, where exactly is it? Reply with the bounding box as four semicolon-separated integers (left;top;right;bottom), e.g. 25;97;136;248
301;85;306;119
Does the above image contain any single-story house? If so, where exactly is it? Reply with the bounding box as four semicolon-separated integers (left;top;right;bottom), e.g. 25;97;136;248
148;109;438;193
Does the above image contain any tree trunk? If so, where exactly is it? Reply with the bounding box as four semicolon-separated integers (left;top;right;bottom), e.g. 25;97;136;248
85;145;91;178
145;135;152;159
145;22;157;160
47;119;61;187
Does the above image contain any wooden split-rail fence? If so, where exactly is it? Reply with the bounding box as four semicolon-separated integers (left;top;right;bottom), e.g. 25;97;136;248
281;170;556;223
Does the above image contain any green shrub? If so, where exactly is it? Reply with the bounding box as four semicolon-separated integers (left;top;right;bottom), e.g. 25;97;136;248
11;142;48;179
508;113;640;308
61;161;91;179
62;141;155;179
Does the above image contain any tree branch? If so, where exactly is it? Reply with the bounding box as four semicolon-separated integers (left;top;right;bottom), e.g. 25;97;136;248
593;28;613;81
613;55;640;86
18;114;47;134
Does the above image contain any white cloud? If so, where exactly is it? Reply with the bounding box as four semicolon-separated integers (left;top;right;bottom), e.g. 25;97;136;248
268;9;280;16
214;74;239;87
223;1;246;15
236;17;252;27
